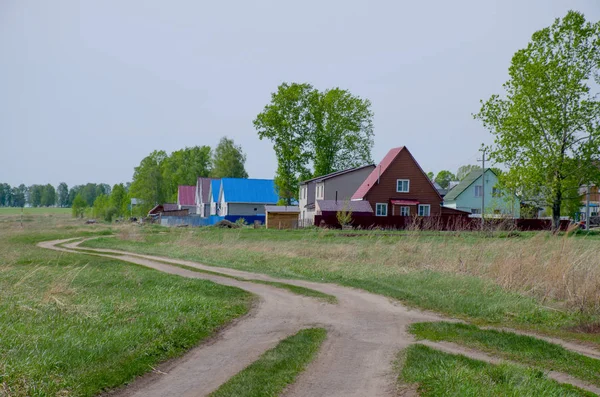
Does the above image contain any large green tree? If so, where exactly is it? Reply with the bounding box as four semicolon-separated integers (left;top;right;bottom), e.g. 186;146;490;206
130;150;168;213
72;194;87;218
110;183;128;218
456;165;481;181
434;170;456;189
162;146;212;201
210;137;249;179
41;184;56;207
476;11;600;228
254;83;374;204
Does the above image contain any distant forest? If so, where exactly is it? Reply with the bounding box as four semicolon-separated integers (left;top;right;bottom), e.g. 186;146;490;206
0;182;122;208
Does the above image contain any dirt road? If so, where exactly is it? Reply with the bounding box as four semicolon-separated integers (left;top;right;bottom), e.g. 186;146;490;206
38;239;600;397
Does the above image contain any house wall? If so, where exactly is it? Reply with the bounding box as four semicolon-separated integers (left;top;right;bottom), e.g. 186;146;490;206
226;203;267;216
447;170;520;218
323;167;373;202
180;205;197;214
364;149;442;216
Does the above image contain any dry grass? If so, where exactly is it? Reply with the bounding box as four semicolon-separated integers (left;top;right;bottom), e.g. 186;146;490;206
170;229;600;314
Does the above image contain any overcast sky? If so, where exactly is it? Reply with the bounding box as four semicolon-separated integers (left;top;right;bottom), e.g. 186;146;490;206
1;1;599;187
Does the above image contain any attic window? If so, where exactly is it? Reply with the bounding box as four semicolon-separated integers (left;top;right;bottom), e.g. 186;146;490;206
396;179;410;193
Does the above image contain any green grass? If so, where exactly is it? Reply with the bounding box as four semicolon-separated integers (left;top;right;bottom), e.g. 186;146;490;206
0;214;254;396
409;322;600;387
80;228;600;344
0;207;71;215
209;328;327;397
398;344;594;397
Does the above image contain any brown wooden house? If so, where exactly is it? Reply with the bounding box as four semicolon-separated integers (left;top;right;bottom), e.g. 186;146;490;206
351;147;442;217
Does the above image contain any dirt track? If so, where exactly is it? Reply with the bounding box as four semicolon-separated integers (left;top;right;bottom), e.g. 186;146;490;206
38;238;600;396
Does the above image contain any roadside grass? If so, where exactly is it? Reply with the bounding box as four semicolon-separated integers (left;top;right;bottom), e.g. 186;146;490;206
0;207;71;215
209;328;327;397
0;214;253;396
409;322;600;386
81;227;600;344
398;344;594;397
61;243;338;304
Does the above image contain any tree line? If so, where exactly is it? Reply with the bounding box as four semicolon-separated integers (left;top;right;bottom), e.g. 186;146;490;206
0;182;113;208
130;136;248;214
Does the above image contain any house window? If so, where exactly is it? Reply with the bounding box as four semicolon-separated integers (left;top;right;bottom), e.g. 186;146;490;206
396;179;410;193
471;208;481;214
400;206;410;216
492;187;500;197
376;203;388;217
474;185;483;197
418;204;430;217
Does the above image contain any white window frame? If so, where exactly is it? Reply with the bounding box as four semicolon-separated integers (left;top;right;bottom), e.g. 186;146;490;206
375;203;388;217
396;179;410;193
418;204;430;217
471;208;481;214
400;206;410;216
474;185;483;197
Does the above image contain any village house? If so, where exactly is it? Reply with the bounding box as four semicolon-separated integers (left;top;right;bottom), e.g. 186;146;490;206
298;164;375;226
208;179;221;216
177;185;197;214
217;178;278;217
351;147;442;217
195;177;216;217
443;168;520;218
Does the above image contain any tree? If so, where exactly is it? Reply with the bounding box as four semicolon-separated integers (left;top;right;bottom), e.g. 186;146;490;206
41;184;56;207
162;146;212;201
210;137;249;179
130;150;168;214
456;165;481;181
72;194;87;218
255;82;374;204
10;185;25;208
28;185;43;207
0;183;11;206
110;183;128;218
57;182;69;207
475;11;600;229
434;170;456;189
426;172;434;180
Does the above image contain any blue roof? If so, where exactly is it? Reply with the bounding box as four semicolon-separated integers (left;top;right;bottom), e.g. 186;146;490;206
210;179;221;202
221;178;278;204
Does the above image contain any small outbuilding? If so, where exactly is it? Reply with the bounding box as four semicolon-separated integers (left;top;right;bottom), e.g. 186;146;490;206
265;205;300;229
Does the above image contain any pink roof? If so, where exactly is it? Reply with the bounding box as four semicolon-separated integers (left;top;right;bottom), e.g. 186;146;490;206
178;185;196;206
351;147;404;200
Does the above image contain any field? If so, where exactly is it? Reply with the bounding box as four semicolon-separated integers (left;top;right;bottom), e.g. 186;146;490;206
3;209;600;396
82;226;600;344
0;207;71;215
0;211;252;396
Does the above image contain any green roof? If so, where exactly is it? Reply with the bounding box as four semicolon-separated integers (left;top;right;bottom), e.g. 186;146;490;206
444;169;491;201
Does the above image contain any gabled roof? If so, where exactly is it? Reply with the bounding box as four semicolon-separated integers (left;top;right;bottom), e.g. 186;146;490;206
351;147;441;201
300;164;376;185
317;200;373;213
210;179;221;202
197;177;216;204
221;178;278;204
163;203;178;211
178;185;196;206
444;168;496;201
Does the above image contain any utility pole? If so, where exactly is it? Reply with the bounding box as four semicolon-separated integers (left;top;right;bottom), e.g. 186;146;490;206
477;147;486;229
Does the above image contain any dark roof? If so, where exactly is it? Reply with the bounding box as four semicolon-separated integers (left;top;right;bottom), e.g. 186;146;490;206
300;164;375;185
265;205;300;213
197;177;217;204
444;168;497;201
178;186;196;206
351;147;441;201
163;203;178;211
317;200;373;213
148;203;178;215
221;178;278;204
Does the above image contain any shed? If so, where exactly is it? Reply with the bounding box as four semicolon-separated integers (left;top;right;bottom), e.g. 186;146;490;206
265;205;300;229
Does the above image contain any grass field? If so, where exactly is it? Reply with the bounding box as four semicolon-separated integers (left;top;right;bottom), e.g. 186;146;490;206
82;226;600;345
0;213;253;396
0;207;71;215
398;344;593;396
210;328;327;397
409;322;600;387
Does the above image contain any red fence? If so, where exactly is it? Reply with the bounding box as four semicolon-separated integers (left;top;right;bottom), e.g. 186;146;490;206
313;215;570;231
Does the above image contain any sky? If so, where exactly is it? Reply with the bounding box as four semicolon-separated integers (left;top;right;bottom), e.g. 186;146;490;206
1;1;599;187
